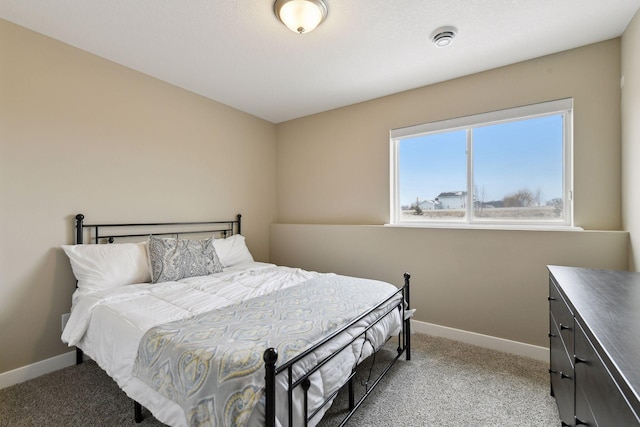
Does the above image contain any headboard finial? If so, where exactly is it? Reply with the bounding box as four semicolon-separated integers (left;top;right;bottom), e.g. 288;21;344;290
75;214;85;244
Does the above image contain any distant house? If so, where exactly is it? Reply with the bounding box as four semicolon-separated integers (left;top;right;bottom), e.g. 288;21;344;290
435;191;466;209
418;199;440;211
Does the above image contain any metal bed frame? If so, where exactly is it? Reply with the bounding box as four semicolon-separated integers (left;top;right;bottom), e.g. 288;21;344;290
71;213;411;427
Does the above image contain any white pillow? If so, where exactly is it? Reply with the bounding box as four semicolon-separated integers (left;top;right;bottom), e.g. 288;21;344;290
213;234;254;267
62;242;151;293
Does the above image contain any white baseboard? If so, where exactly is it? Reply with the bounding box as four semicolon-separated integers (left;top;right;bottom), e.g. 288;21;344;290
411;320;549;362
0;350;77;390
0;322;549;390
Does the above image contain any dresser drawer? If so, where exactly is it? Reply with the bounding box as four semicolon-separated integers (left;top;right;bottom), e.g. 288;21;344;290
549;277;574;358
574;321;640;426
550;313;575;426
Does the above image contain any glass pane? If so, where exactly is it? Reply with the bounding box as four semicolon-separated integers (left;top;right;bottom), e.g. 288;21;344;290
398;130;467;222
472;115;564;222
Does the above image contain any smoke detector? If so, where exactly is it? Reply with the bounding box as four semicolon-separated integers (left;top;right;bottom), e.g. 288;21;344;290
432;26;457;48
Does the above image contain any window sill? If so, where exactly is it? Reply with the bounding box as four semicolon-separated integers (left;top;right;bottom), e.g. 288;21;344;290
384;222;584;232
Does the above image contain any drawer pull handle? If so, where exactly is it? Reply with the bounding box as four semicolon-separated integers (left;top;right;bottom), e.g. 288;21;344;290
574;355;588;364
575;416;589;426
548;296;556;301
548;332;557;338
560;371;572;380
559;323;571;331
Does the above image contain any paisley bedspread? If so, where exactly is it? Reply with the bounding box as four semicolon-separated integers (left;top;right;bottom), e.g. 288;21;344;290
132;274;400;427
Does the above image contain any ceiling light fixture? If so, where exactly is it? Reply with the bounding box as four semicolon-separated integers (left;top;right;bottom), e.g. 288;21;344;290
274;0;328;34
431;26;457;48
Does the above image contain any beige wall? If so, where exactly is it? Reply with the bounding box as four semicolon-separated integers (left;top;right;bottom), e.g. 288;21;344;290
0;19;277;374
271;225;627;347
272;40;628;348
0;16;633;376
276;40;622;230
622;10;640;271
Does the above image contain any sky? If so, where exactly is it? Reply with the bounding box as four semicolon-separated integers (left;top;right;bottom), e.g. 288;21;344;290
398;114;564;207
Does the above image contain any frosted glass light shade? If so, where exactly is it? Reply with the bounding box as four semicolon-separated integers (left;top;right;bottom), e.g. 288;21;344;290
274;0;328;34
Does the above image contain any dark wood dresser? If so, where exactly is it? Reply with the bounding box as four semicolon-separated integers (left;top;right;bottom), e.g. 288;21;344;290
548;265;640;426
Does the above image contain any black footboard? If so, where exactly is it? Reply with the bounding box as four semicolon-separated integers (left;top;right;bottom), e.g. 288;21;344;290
264;273;411;427
133;274;411;427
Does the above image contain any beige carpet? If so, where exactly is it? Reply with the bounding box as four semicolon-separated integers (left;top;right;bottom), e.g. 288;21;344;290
0;333;560;426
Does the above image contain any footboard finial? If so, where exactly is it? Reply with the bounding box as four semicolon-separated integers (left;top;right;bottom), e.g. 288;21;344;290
264;348;278;427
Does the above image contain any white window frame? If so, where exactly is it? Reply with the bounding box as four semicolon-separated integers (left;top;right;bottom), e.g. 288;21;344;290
389;98;574;230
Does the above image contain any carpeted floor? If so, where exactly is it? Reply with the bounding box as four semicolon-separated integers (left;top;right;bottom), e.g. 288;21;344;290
0;333;560;426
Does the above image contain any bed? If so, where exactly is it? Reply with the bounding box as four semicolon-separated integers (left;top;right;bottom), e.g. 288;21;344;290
61;214;411;427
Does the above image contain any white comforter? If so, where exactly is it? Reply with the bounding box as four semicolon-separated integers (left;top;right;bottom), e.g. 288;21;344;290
62;262;402;427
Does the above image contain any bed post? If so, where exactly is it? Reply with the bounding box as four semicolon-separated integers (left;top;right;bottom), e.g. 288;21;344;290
237;213;242;235
264;347;278;427
74;214;85;365
75;214;84;244
134;401;143;423
404;272;411;361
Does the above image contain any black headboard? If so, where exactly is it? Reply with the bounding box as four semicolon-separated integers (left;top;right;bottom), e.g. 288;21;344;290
74;213;242;244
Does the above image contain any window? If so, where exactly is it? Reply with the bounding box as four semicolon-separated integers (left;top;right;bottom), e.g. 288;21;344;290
390;99;573;228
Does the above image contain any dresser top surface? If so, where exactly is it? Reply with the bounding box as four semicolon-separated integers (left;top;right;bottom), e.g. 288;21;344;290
548;265;640;408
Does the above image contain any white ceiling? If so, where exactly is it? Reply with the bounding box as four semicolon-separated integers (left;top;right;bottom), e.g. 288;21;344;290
2;1;639;123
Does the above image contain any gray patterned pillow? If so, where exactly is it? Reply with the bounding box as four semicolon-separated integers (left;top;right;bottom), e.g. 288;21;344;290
148;236;223;283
